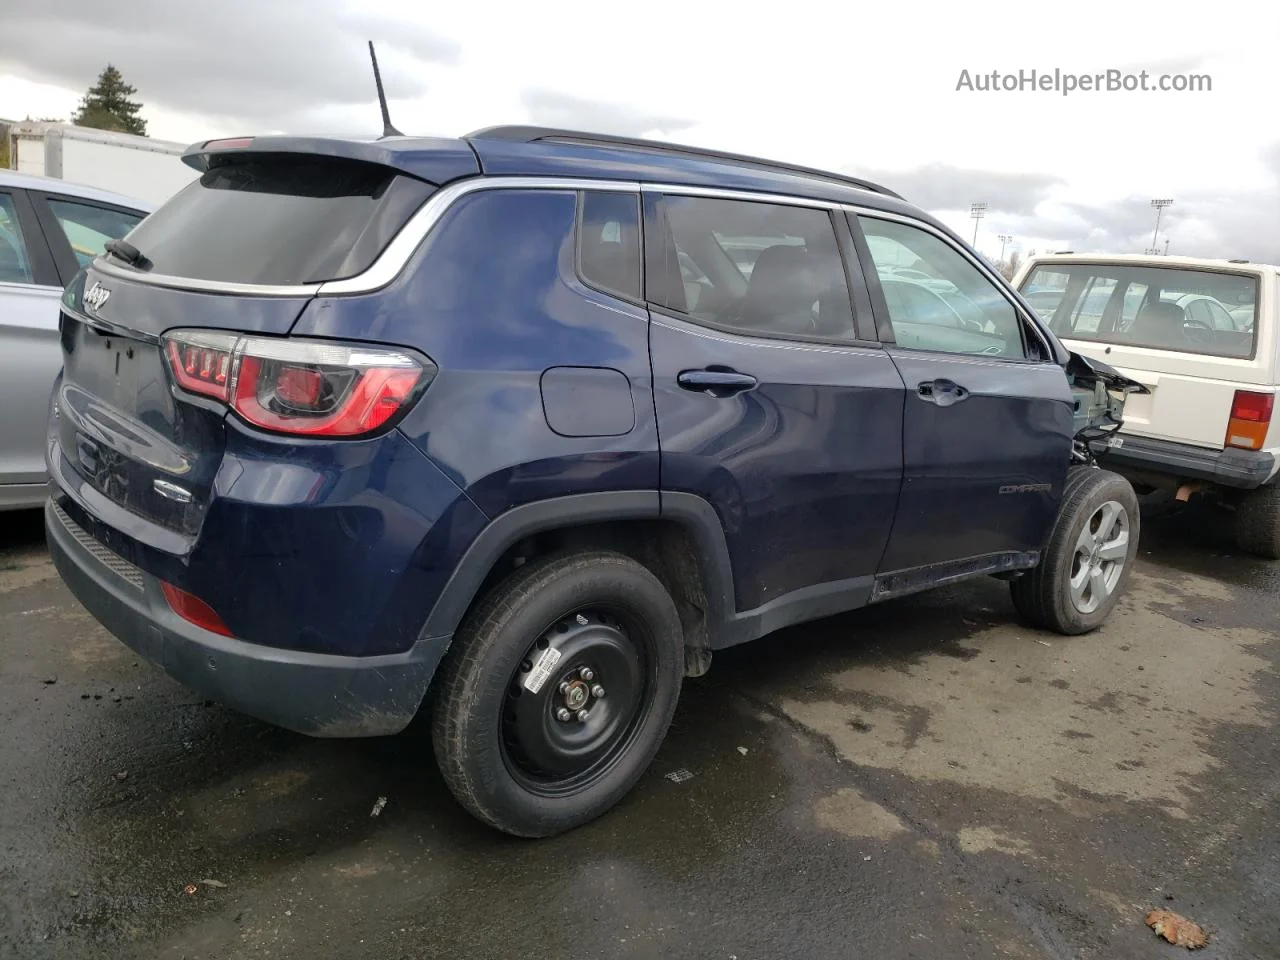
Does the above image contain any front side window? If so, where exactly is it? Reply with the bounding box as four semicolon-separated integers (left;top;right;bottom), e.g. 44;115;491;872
858;216;1028;358
652;195;855;340
0;193;34;284
47;198;145;268
578;191;641;301
1020;262;1258;358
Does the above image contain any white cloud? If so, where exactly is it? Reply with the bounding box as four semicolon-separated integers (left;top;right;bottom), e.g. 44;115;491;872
2;0;1277;262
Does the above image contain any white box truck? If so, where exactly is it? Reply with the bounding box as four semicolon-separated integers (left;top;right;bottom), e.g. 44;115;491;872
7;121;198;207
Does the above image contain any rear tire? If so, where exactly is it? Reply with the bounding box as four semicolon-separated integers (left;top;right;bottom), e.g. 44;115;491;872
431;550;683;837
1011;467;1139;635
1233;483;1280;559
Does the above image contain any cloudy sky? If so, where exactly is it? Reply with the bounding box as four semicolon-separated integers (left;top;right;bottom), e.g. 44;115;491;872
2;0;1277;263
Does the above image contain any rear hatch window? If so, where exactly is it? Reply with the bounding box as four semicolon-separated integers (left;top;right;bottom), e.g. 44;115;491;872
1021;262;1259;359
118;154;434;285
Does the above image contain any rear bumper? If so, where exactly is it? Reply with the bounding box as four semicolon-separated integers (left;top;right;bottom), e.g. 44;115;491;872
46;498;449;737
1103;434;1276;490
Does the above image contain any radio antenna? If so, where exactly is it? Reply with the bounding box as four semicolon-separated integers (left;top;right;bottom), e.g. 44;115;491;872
368;41;403;138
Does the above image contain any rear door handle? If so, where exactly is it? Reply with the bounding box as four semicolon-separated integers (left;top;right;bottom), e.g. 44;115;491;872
677;368;758;398
917;378;970;407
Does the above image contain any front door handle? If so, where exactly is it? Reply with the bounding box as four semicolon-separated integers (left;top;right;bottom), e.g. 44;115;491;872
917;378;970;407
677;368;758;398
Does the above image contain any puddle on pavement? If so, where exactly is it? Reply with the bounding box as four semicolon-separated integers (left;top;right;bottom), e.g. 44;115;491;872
777;572;1273;817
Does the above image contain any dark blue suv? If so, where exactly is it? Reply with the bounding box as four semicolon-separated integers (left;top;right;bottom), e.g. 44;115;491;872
46;126;1142;835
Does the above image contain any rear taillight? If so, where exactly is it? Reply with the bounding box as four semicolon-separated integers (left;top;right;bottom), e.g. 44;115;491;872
1226;390;1274;451
160;330;434;438
164;332;235;399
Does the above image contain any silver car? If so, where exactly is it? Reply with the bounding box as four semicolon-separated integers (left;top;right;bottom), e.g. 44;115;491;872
0;171;151;510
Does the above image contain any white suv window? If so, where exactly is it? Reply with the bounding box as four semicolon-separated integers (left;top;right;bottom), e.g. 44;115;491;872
1023;263;1258;358
0;193;34;284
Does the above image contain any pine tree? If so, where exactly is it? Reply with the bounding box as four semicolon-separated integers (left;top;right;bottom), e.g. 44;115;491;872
72;65;147;136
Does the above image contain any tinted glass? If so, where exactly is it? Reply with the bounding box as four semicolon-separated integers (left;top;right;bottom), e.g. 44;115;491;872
0;193;34;284
1021;262;1258;358
122;155;434;285
578;191;641;300
654;195;854;339
859;217;1027;358
47;198;144;268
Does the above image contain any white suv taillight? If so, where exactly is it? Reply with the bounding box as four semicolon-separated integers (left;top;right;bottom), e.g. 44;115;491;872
162;330;434;437
1225;389;1274;451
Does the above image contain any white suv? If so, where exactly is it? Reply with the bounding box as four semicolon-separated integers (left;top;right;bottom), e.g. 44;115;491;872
1014;253;1280;556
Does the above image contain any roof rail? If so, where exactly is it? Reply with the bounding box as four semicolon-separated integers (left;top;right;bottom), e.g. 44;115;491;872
465;125;902;200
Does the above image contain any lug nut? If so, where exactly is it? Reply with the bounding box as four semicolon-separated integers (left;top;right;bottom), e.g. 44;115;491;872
576;709;590;722
579;667;594;682
591;684;606;699
558;681;571;695
556;708;572;722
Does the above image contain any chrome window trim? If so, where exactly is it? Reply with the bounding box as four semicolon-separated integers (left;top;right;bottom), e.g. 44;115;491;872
845;204;1057;360
319;176;640;295
90;257;322;297
79;176;938;300
640;182;835;210
85;176;642;298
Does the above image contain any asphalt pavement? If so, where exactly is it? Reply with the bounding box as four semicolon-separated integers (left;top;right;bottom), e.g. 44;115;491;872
1;503;1277;959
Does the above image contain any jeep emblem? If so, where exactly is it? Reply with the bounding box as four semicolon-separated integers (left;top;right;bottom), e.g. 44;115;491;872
84;281;111;312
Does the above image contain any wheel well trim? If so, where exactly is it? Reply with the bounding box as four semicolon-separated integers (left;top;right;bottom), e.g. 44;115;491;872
419;490;737;643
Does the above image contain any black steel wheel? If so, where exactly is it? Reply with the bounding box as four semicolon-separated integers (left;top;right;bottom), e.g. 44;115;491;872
500;609;652;795
432;550;683;837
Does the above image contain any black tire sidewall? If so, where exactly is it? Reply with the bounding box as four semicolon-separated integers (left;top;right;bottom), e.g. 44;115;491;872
1013;468;1140;635
1042;470;1140;633
1234;484;1280;559
433;552;683;837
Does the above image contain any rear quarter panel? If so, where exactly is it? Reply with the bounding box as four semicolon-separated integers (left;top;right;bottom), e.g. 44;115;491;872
293;187;660;517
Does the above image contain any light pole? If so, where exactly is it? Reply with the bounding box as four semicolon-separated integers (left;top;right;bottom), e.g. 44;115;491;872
970;202;987;247
1147;198;1173;254
998;234;1013;263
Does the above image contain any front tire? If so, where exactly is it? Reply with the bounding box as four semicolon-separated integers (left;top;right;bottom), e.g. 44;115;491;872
1011;467;1139;635
431;550;683;837
1233;483;1280;559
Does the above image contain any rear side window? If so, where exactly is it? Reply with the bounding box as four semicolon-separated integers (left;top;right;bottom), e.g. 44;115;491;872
47;198;144;268
1021;262;1259;358
0;193;34;284
648;195;855;340
120;155;434;285
577;191;641;301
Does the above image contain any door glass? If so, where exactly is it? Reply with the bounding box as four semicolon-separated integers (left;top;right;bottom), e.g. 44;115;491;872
0;193;34;284
655;195;855;339
46;199;145;268
859;217;1027;358
577;191;641;300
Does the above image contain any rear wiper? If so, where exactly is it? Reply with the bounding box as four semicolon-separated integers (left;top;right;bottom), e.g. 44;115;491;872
104;239;151;270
